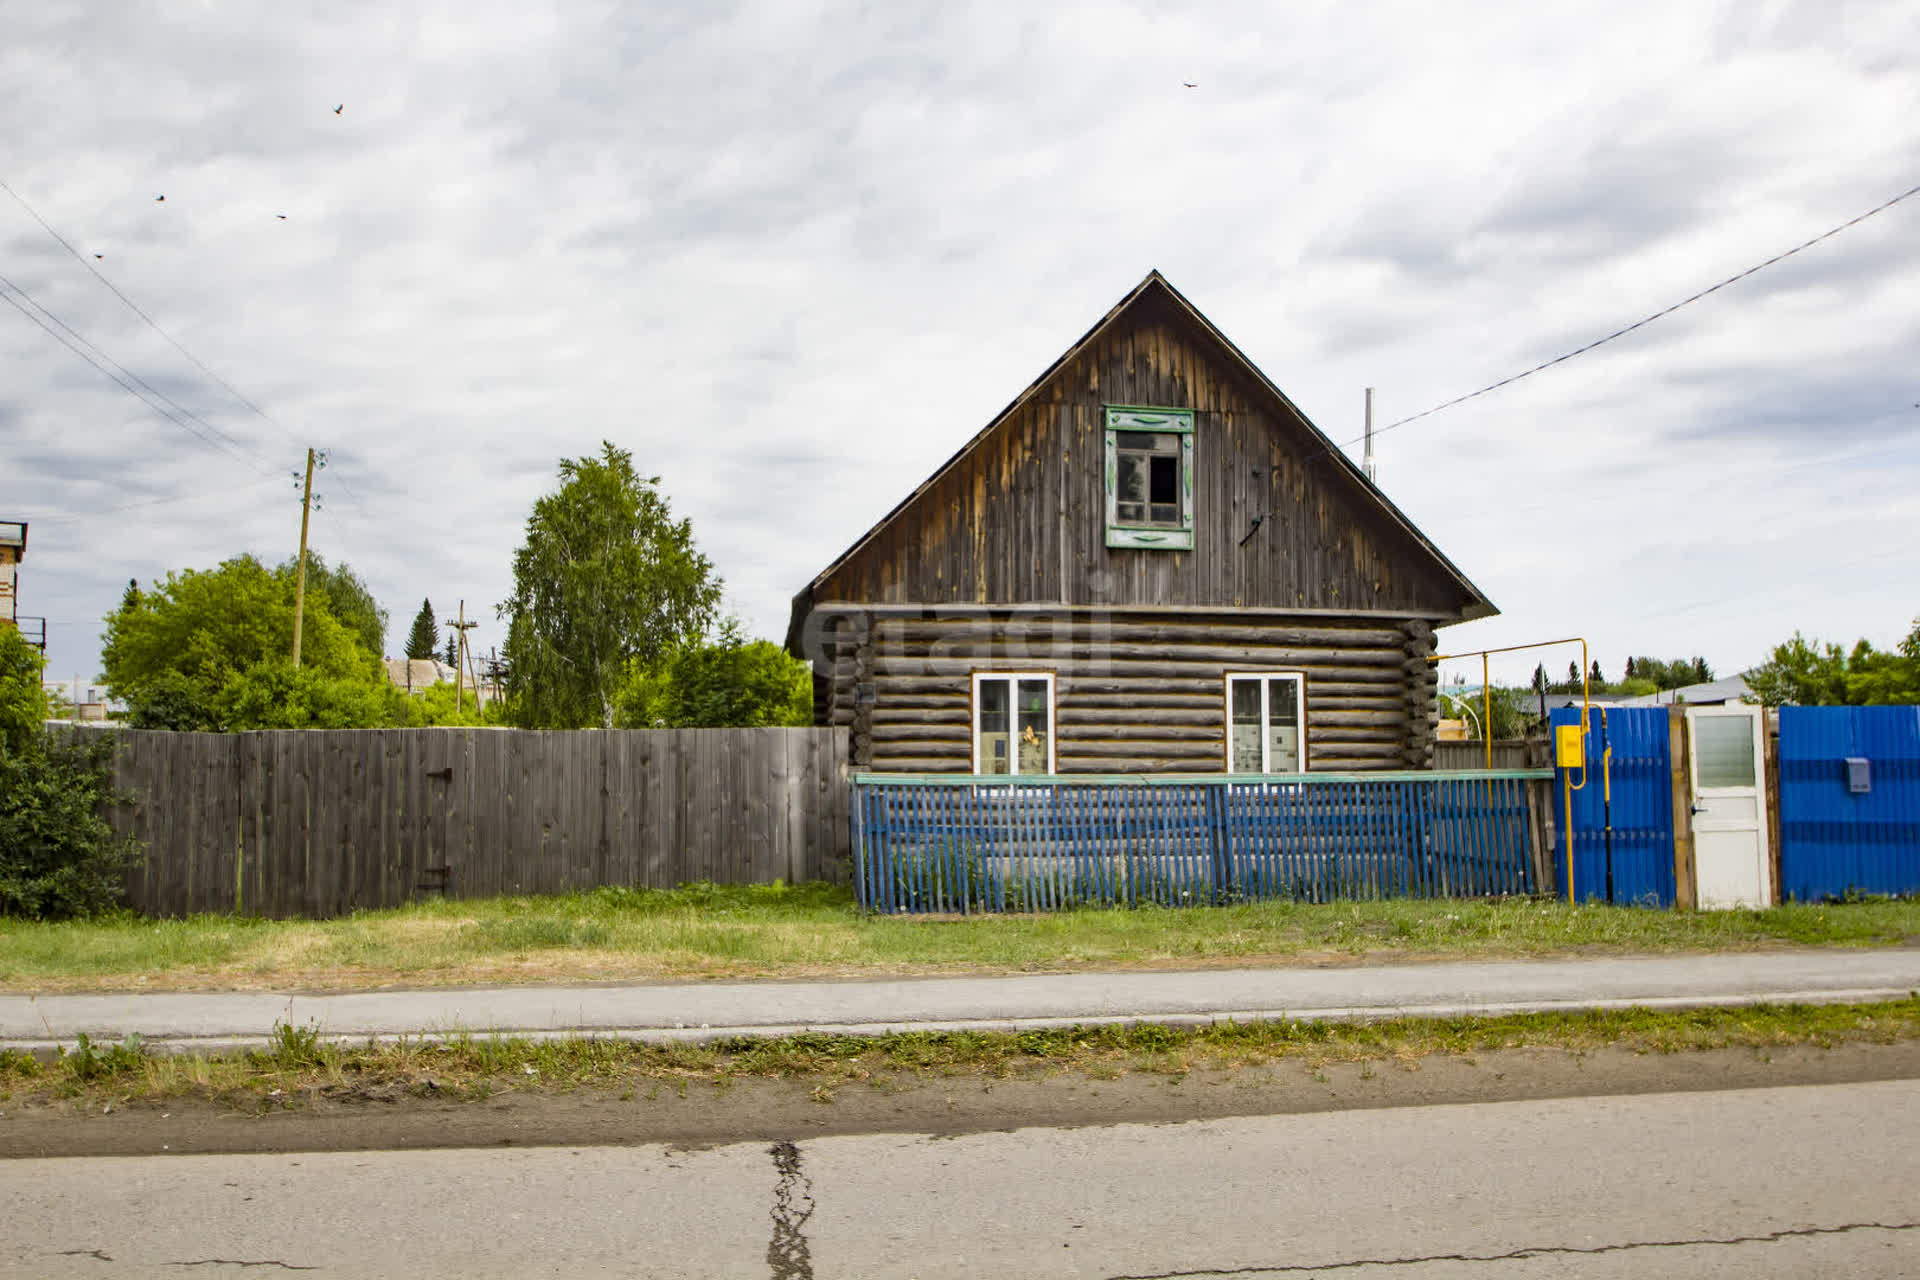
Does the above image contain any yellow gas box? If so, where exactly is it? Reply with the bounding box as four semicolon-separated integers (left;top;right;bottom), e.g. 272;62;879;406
1554;724;1584;769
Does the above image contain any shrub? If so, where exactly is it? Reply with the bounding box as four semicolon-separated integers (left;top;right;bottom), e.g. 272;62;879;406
0;731;139;920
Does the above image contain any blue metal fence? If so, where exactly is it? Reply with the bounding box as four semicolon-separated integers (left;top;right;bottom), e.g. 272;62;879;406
851;771;1548;913
1779;706;1920;901
1549;707;1676;906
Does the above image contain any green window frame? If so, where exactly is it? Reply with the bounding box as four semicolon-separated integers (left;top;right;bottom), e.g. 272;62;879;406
1104;406;1195;549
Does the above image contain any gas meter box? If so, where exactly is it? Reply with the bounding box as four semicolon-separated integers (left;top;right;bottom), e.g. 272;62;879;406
1554;724;1584;769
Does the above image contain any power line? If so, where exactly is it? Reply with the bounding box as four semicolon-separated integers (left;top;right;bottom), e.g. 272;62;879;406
1336;180;1920;452
0;274;276;474
0;177;298;445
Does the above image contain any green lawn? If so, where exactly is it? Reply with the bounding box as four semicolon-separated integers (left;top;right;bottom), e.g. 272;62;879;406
3;883;1917;992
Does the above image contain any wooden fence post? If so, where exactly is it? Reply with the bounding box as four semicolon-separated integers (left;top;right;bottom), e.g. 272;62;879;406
1765;714;1783;905
1668;706;1695;911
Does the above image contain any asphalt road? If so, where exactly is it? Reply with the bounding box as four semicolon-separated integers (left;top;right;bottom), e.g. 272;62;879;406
7;1078;1917;1278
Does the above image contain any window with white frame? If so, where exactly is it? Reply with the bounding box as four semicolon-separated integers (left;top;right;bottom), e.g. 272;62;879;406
1104;405;1194;549
1224;673;1306;773
972;672;1056;775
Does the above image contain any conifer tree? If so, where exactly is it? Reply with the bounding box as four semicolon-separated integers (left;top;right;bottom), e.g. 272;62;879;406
405;599;438;661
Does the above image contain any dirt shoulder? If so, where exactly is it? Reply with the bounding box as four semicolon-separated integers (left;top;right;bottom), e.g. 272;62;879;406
9;1040;1919;1160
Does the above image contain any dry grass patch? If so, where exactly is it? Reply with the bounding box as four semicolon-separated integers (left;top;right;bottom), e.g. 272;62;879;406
7;999;1919;1114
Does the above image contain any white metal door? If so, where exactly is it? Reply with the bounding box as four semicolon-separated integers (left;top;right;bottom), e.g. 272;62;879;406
1686;705;1772;909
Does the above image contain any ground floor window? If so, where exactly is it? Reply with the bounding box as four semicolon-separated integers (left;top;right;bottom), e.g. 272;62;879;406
1224;673;1306;773
972;672;1055;775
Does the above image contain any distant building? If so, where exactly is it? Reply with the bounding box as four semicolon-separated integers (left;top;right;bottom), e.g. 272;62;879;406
1615;674;1754;706
45;678;120;723
384;657;499;705
0;521;40;650
384;657;459;693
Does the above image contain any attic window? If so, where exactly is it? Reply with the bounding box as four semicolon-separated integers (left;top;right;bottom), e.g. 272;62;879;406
1105;406;1194;549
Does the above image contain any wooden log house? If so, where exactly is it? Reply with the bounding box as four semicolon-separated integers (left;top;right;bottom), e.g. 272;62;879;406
785;271;1495;775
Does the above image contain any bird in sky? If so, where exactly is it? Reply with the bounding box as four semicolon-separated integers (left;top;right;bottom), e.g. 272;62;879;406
154;194;165;202
94;253;103;259
276;214;287;219
1183;82;1197;88
334;104;344;114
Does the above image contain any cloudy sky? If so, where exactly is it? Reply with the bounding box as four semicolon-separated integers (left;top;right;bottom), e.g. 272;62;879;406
4;0;1916;694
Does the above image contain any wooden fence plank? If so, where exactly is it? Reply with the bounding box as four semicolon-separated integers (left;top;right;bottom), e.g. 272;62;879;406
96;727;850;917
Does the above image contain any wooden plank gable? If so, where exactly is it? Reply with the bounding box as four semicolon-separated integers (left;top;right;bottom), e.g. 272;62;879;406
798;272;1493;625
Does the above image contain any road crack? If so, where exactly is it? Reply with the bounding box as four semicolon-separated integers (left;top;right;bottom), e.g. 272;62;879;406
167;1261;319;1271
56;1250;114;1262
766;1139;816;1280
1107;1219;1920;1277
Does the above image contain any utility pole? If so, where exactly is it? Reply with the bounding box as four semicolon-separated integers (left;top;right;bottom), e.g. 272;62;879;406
449;600;478;714
291;447;316;666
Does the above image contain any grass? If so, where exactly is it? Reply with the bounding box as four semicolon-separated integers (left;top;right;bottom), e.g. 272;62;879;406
2;883;1918;993
5;999;1919;1111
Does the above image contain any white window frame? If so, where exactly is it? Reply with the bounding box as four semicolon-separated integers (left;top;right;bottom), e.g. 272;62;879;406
1104;405;1195;550
1222;672;1308;773
970;671;1057;775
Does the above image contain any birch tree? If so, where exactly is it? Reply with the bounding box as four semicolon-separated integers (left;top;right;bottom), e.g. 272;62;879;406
499;443;721;728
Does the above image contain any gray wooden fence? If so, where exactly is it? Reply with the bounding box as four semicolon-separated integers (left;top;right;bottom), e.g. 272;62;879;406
100;727;850;918
1433;739;1545;771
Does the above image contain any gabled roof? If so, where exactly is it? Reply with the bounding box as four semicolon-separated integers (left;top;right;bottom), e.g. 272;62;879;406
788;270;1494;646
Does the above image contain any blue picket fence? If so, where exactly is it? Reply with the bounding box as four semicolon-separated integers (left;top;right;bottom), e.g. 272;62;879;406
1779;706;1920;901
1549;707;1676;906
851;771;1549;913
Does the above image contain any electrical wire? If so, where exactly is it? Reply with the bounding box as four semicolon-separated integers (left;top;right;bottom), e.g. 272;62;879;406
0;275;276;475
0;177;298;445
1332;180;1920;453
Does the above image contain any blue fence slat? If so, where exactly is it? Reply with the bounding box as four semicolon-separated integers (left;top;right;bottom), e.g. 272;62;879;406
851;771;1549;913
1780;706;1920;901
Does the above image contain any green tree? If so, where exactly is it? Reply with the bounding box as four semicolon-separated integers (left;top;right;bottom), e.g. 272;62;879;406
1625;656;1717;691
0;626;134;919
287;551;388;658
500;443;723;728
617;623;812;728
405;598;439;661
209;660;401;730
394;679;504;728
102;554;386;730
0;625;50;750
1746;619;1920;706
1438;683;1534;739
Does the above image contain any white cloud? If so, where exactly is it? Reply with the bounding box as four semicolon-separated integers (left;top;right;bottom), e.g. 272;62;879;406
2;0;1916;690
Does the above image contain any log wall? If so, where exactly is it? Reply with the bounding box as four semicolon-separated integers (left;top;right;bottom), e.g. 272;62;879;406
820;608;1440;773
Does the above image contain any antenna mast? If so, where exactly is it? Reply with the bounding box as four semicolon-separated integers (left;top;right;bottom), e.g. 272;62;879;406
1362;387;1377;484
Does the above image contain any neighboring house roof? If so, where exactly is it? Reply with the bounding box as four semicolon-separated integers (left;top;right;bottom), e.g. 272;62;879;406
1615;675;1754;706
787;269;1495;650
384;658;458;691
